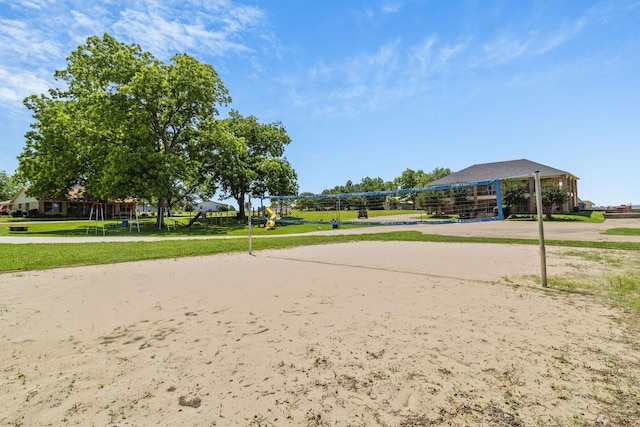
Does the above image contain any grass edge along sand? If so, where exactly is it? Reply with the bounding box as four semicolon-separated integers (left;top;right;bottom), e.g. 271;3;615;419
3;231;640;274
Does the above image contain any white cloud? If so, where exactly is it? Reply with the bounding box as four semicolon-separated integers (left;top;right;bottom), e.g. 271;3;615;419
482;33;530;65
109;0;270;60
381;1;403;14
299;34;471;118
4;0;53;10
408;36;468;82
408;36;436;76
292;41;422;117
69;9;108;32
0;19;64;62
0;0;277;111
535;18;586;55
479;9;591;67
0;67;52;104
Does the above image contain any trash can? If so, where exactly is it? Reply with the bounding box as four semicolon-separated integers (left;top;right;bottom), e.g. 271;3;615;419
122;220;129;228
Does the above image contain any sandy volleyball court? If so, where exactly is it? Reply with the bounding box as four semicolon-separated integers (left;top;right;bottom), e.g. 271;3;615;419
1;239;639;426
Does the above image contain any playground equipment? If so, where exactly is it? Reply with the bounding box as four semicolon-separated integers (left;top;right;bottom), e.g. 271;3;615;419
187;208;210;229
158;201;177;230
87;202;141;234
264;206;277;230
86;202;106;235
128;202;141;232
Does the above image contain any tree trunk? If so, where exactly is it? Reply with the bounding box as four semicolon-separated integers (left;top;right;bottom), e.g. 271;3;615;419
156;197;169;228
235;195;245;219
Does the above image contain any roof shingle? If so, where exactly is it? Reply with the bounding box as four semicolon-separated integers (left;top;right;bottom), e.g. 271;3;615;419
429;159;577;186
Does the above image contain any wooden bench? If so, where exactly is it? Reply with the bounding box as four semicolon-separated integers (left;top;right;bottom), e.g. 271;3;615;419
9;226;29;232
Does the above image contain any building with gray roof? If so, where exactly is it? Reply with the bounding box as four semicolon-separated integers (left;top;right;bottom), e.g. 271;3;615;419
429;159;579;214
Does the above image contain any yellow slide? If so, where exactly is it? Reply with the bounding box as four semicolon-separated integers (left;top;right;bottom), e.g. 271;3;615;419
264;206;277;230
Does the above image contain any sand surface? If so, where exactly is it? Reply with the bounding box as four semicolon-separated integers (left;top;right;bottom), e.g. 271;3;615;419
1;238;640;426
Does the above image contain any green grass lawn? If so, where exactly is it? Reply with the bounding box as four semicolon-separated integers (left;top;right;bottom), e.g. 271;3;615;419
604;228;640;236
0;216;363;237
508;210;606;223
2;229;640;271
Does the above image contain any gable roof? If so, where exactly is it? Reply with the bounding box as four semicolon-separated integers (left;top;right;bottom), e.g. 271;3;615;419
429;159;578;186
9;186;33;204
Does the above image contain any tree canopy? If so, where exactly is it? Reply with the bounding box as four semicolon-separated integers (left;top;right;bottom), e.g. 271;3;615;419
19;34;232;204
17;33;297;220
539;181;570;219
203;110;298;217
0;171;22;201
501;179;528;218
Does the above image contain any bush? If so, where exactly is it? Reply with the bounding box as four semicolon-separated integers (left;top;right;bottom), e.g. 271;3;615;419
27;208;40;217
11;210;23;217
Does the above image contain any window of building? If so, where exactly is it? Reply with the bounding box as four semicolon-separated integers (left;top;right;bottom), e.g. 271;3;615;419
44;202;61;213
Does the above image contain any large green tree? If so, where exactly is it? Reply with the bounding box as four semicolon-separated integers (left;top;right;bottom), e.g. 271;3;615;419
501;179;528;218
422;190;446;214
417;167;452;187
18;34;231;224
395;168;427;208
0;171;22;201
539;181;570;219
415;167;453;209
204;110;297;218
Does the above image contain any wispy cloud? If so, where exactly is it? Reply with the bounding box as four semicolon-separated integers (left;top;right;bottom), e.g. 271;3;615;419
0;67;51;103
481;32;530;65
292;34;469;118
479;12;589;66
108;0;270;59
380;1;404;14
0;19;64;62
305;41;404;114
0;0;275;112
3;0;54;10
408;35;467;80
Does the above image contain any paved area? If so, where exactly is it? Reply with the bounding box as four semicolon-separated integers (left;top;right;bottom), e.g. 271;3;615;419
1;217;639;244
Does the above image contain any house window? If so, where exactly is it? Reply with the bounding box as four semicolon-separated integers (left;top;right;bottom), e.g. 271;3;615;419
44;202;61;213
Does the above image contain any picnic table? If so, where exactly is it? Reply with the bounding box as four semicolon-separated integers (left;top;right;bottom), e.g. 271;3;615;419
9;225;29;232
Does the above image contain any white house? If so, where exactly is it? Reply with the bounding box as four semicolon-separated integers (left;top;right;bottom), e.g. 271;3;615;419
7;187;39;214
195;201;230;212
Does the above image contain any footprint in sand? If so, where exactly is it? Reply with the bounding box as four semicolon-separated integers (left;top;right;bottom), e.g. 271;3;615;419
391;387;416;411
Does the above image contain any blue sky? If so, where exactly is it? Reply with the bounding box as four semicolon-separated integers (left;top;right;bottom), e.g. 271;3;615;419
0;0;639;206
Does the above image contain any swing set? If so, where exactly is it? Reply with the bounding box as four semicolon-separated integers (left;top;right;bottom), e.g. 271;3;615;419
86;201;141;235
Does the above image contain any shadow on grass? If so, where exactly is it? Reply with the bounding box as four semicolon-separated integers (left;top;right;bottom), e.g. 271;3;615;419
25;221;249;237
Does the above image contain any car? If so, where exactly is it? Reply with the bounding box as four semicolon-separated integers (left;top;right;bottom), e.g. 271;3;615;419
357;209;368;219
